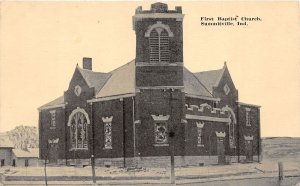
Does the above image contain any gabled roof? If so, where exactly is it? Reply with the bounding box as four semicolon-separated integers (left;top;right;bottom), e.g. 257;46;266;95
183;67;213;98
12;148;39;158
193;64;226;93
40;60;226;109
77;67;111;94
96;60;135;98
39;96;64;110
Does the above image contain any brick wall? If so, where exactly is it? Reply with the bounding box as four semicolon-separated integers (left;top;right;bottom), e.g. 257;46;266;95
135;89;185;157
237;105;261;158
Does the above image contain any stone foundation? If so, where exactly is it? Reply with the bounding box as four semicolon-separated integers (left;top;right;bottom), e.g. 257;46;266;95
54;155;259;168
229;156;239;163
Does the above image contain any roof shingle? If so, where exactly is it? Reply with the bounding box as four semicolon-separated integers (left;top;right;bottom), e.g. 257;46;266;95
77;67;111;94
193;68;224;93
96;60;135;98
183;67;213;98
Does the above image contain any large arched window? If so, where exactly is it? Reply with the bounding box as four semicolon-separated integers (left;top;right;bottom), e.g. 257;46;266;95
149;28;169;63
221;106;237;148
145;21;174;63
67;107;90;150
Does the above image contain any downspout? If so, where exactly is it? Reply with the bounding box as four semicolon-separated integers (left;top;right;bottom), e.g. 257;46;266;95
132;97;136;163
90;102;95;157
90;102;96;184
237;104;240;163
122;98;126;168
64;106;68;165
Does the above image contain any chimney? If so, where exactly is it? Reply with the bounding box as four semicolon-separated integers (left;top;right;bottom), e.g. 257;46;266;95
83;57;92;70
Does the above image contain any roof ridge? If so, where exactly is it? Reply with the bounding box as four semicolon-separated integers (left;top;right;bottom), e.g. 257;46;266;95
76;66;93;87
79;66;109;74
194;68;223;74
108;59;135;73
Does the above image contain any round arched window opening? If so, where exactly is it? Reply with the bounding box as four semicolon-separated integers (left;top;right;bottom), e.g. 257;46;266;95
67;107;90;150
145;21;174;63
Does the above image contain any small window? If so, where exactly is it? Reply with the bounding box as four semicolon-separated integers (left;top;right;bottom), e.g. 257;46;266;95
102;116;113;149
196;121;205;147
213;102;217;108
154;122;168;144
50;110;56;129
104;122;112;149
25;159;29;167
246;108;251;126
197;128;203;145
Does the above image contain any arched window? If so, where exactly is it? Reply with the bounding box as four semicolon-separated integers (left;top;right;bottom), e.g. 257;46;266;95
149;28;170;63
145;21;174;63
67;107;90;150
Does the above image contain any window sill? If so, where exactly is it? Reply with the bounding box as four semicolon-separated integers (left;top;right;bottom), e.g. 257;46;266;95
103;147;112;150
154;143;169;147
197;144;204;147
69;148;88;151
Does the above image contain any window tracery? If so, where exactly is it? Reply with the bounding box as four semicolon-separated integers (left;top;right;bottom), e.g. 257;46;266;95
154;122;168;144
102;116;113;149
67;107;90;150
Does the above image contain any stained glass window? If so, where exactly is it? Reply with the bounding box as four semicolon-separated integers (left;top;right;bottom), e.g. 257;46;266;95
154;122;168;144
104;122;112;149
228;114;235;147
50;110;56;129
69;110;89;149
102;116;113;149
197;128;203;145
196;121;204;146
246;108;251;126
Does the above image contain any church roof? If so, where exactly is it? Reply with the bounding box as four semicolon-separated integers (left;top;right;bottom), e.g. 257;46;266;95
39;96;65;110
183;67;213;98
77;67;111;94
96;60;135;98
40;60;224;109
193;65;225;93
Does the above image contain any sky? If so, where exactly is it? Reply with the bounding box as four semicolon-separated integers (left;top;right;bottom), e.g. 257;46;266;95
0;1;299;137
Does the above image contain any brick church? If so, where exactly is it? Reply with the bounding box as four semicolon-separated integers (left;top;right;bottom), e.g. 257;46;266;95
38;3;261;167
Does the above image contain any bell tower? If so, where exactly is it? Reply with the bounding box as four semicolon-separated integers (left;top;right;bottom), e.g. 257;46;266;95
133;2;184;87
133;3;186;158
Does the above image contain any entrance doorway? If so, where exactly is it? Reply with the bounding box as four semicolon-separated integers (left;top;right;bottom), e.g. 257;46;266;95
217;137;225;164
245;140;253;162
1;159;4;166
48;143;58;164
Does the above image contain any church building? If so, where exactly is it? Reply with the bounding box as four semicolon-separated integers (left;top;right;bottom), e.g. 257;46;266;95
38;3;261;167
